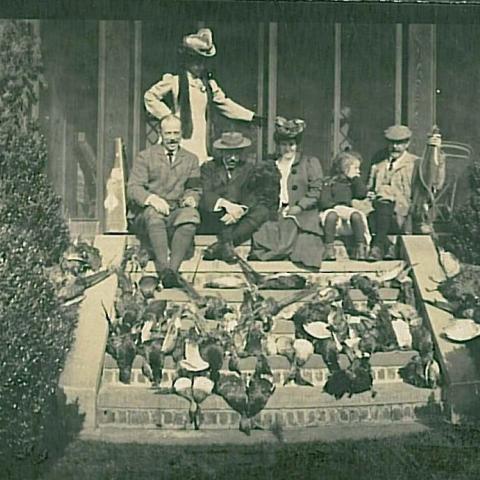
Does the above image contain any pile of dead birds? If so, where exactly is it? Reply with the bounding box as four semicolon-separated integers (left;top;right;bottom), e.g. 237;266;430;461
46;238;113;307
104;246;440;434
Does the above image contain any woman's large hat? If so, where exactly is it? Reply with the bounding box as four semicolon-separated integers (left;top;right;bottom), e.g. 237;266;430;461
274;116;306;140
213;132;252;150
181;28;216;57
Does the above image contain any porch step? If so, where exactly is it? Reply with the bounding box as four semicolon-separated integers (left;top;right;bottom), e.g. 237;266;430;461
102;351;418;389
153;287;400;305
96;383;442;430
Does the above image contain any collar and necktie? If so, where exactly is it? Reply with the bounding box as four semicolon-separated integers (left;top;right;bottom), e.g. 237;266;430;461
166;150;176;166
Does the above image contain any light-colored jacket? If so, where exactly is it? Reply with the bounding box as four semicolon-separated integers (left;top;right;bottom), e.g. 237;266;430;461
368;151;419;228
144;73;254;122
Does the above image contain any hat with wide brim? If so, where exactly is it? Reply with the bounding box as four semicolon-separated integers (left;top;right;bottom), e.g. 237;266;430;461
181;28;216;57
213;132;252;150
384;125;412;142
303;321;332;340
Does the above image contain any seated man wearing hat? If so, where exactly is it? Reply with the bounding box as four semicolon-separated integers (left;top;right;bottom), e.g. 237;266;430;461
367;124;419;260
127;114;202;287
200;132;276;263
144;28;263;166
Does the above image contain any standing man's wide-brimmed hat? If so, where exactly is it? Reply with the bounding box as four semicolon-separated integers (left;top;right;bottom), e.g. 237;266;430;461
274;116;306;140
213;131;252;150
384;125;412;142
181;28;216;57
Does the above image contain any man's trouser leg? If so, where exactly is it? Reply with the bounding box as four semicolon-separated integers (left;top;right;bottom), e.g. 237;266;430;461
145;211;169;274
169;223;196;272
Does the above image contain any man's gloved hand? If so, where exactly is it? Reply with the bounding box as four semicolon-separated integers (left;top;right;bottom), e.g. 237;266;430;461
181;196;197;208
146;194;170;216
251;114;266;127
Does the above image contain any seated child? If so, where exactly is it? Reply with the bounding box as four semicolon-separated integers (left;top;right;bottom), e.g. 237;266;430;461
319;151;371;261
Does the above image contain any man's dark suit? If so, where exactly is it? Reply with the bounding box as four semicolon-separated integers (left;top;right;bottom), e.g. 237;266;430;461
200;159;275;246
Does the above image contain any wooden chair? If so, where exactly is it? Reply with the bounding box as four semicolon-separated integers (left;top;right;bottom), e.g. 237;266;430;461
434;141;473;222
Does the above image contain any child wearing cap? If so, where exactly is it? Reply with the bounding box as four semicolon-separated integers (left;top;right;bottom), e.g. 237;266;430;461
319;151;371;260
367;125;419;260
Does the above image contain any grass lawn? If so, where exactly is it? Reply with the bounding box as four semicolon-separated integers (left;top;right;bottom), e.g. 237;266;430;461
2;424;476;480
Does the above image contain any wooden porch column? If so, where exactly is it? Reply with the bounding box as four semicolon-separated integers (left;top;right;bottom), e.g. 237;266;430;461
267;22;278;155
407;25;436;156
97;21;133;231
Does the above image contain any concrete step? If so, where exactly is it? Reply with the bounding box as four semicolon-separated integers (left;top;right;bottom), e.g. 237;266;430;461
96;382;442;430
152;287;400;305
102;350;418;389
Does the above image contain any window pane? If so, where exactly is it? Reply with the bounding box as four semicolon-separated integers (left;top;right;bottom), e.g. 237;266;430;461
277;23;334;172
40;20;99;219
341;24;396;167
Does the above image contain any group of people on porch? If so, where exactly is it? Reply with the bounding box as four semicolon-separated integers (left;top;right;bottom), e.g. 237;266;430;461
127;27;443;288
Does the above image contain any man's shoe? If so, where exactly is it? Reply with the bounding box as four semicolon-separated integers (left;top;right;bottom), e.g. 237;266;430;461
217;242;237;264
367;246;384;262
323;243;336;261
161;269;181;289
352;243;368;261
384;243;397;260
203;242;221;261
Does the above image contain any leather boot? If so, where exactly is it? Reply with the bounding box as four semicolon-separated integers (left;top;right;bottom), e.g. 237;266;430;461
367;245;384;261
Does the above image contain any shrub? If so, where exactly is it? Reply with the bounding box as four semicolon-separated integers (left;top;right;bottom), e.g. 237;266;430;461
447;156;480;265
0;20;78;469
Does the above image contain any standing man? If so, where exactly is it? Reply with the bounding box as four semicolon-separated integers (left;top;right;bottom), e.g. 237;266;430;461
200;132;276;263
127;115;201;287
367;125;418;260
144;28;262;165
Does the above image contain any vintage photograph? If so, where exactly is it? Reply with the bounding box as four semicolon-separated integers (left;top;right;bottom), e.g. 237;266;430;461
1;0;480;478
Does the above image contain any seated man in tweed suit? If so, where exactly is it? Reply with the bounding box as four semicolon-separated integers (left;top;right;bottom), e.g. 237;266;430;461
127;115;202;287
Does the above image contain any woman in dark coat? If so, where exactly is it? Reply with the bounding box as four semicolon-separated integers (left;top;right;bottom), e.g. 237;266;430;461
249;117;325;269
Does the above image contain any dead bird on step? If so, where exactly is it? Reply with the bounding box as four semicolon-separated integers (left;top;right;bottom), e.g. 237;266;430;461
122;244;151;273
399;351;441;389
281;339;315;386
173;271;233;320
250;287;320;333
216;354;275;436
173;376;215;430
103;305;137;384
234;253;307;290
324;344;376;400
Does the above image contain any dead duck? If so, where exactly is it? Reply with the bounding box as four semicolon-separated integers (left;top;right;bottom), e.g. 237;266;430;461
251;287;320;333
173;376;215;430
235;253;307;290
324;345;376;399
173;271;233;320
282;339;315;387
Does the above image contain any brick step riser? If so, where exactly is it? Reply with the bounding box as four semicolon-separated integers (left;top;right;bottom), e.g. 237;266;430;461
101;364;405;389
97;402;441;429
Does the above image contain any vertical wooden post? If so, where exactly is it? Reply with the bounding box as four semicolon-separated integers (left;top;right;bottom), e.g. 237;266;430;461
132;21;142;163
332;23;342;159
96;21;133;232
407;24;436;156
257;22;266;160
395;24;403;124
267;22;278;155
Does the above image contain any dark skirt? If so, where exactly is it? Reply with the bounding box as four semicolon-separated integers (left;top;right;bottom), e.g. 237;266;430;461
250;215;324;269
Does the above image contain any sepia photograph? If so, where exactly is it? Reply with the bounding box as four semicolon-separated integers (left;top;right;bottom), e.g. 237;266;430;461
1;0;480;478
